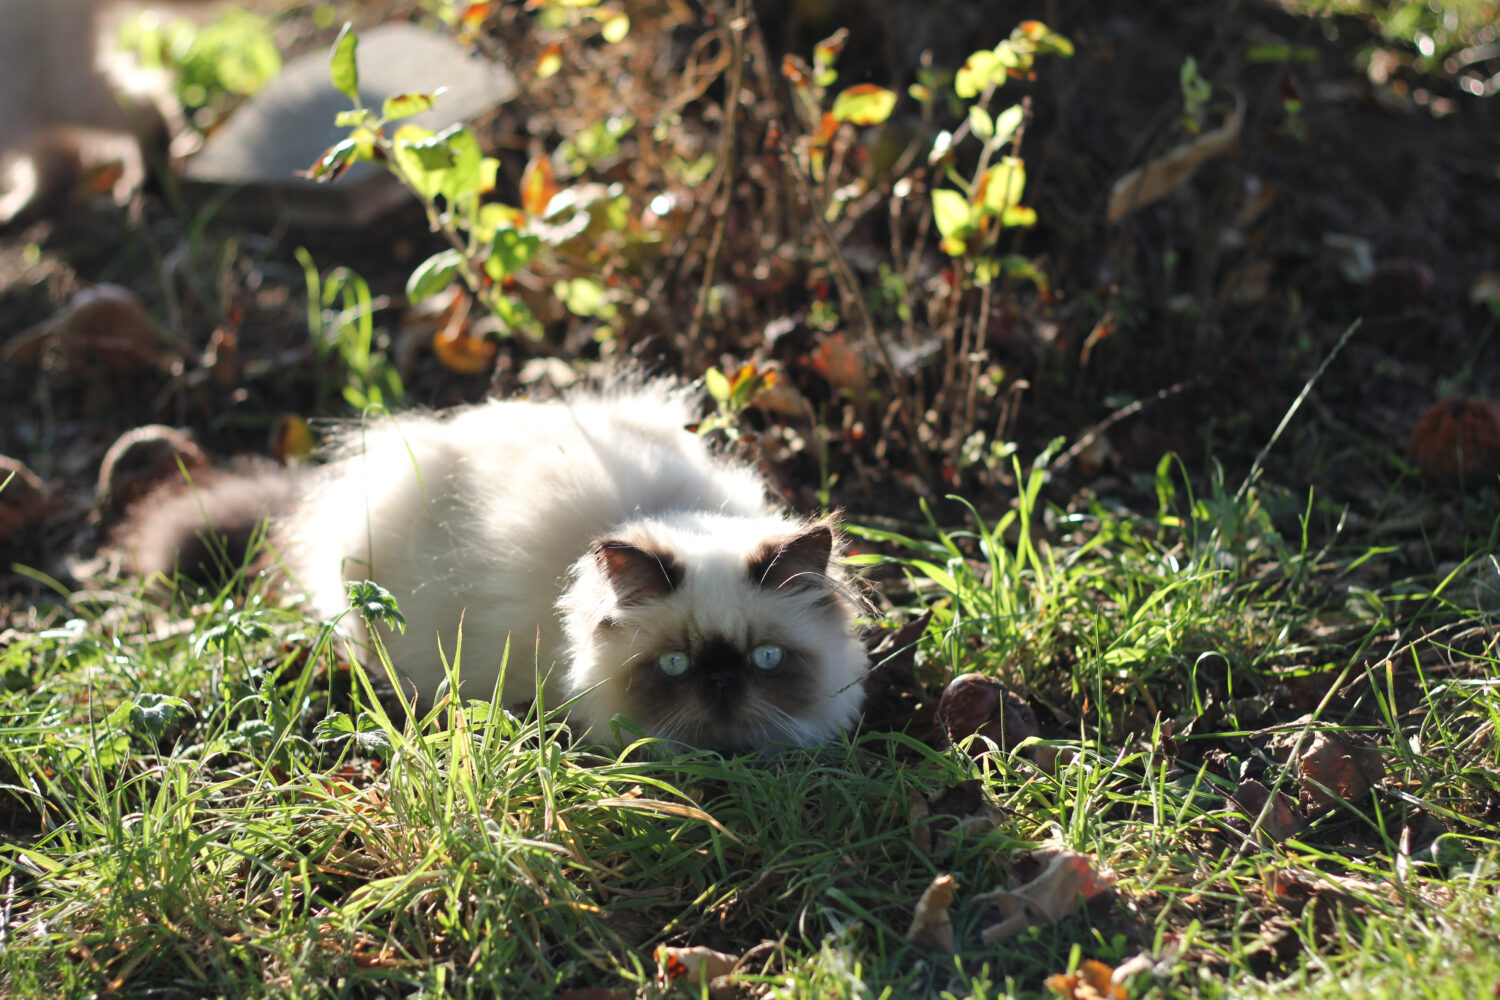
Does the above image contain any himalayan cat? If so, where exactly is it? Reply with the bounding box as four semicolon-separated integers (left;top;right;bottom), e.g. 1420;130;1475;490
0;0;203;223
123;383;870;750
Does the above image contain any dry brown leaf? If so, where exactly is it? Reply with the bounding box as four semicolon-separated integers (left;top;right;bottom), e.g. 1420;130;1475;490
807;332;870;393
936;673;1038;755
2;284;175;375
1045;958;1128;1000
655;945;738;998
0;455;48;546
976;847;1111;944
1407;398;1500;481
1107;97;1244;224
1228;778;1306;845
94;425;208;520
905;873;958;952
1298;733;1384;812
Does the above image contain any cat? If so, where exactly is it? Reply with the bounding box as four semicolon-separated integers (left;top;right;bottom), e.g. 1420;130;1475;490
121;381;871;750
0;0;199;223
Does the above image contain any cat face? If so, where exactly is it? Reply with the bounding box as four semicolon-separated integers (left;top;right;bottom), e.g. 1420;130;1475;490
559;517;868;750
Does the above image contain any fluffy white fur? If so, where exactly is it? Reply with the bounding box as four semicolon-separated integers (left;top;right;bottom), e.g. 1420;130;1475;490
0;0;192;222
280;383;868;749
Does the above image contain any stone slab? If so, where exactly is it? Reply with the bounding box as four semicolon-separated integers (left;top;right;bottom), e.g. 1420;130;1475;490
183;22;518;228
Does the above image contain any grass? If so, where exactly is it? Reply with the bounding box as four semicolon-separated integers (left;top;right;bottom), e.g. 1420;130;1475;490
2;449;1496;999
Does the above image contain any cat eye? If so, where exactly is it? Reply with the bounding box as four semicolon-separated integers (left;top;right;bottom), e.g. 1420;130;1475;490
657;651;691;676
749;644;784;670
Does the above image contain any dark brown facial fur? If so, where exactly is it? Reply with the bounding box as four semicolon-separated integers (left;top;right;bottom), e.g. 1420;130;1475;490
595;540;684;605
620;634;817;744
748;524;833;591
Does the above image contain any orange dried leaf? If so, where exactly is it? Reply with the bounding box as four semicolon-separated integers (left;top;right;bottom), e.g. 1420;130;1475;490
462;3;495;24
781;53;810;87
808;333;869;392
432;325;496;375
1045;959;1128;1000
520;155;559;218
537;43;563;79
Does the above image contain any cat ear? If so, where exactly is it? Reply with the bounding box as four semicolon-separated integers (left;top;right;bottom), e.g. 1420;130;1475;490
594;540;683;605
751;523;833;591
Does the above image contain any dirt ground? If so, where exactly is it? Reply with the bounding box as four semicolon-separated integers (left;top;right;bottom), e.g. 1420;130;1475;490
1;0;1497;610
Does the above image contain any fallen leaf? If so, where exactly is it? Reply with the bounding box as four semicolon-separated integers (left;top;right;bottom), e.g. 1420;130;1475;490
0;455;48;547
1045;958;1127;1000
656;945;737;998
905;873;958;953
1407;397;1500;481
976;847;1111;943
520;154;560;218
95;425;208;520
1108;97;1244;224
1298;733;1384;812
807;332;869;392
2;284;175;375
936;673;1038;755
1228;778;1306;844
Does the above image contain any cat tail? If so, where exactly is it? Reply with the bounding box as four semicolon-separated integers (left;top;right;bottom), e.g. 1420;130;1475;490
114;462;306;588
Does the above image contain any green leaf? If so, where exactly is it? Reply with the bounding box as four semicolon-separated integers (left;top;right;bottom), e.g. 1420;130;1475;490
301;137;358;182
392;125;483;205
931;188;973;240
329;23;359;102
553;277;613;318
705;367;731;403
968;105;994;141
1000;205;1037;227
433;126;482;205
135;693;192;737
484;229;541;281
955;49;1002;99
346;580;405;633
315;712;392;755
382;88;443;121
406;249;463;304
830;84;898;126
992;104;1024;146
473;202;524;242
334;108;373;128
600;11;629;43
980;157;1026;214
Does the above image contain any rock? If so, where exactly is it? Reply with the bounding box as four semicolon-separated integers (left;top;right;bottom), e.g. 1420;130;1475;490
182;23;518;228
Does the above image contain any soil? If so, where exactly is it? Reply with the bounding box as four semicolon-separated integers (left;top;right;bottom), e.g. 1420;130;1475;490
1;0;1498;610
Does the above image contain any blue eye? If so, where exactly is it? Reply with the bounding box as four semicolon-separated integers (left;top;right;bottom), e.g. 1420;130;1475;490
657;651;690;676
749;644;784;670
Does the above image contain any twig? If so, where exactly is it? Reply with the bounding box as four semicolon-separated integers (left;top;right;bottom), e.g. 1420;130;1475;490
1052;376;1203;473
1235;318;1361;503
685;0;747;348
